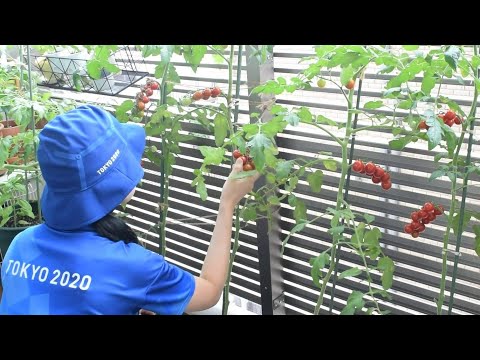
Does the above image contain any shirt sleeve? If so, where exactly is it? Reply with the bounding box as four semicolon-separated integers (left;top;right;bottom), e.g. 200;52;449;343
140;252;196;315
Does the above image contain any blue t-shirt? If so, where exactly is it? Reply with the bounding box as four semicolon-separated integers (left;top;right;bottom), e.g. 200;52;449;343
0;224;195;315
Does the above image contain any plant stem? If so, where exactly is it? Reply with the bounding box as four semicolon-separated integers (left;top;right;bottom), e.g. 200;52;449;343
446;45;479;314
25;45;41;221
435;69;476;314
206;45;230;64
158;61;170;257
314;88;355;315
222;45;241;315
351;125;394;134
328;77;364;313
299;120;343;146
351;219;382;314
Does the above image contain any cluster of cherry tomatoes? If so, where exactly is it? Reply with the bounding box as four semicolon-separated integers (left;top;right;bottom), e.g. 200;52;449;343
233;149;256;171
404;202;444;238
418;109;463;130
179;86;223;107
352;160;392;190
133;78;159;117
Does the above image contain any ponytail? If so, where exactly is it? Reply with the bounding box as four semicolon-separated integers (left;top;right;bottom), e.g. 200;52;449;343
93;213;139;244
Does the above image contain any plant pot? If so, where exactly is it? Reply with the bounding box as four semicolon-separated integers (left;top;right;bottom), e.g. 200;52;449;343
0;122;3;136
0;120;20;137
35;118;48;129
0;201;40;259
0;225;28;296
6;155;20;165
0;226;28;261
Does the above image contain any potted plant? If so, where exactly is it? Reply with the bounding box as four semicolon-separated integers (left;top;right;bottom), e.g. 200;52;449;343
0;172;42;300
0;173;41;254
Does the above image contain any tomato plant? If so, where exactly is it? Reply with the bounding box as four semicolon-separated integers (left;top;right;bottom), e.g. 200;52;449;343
109;44;480;316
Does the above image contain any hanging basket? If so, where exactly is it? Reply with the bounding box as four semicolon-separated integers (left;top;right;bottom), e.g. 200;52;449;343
28;46;149;96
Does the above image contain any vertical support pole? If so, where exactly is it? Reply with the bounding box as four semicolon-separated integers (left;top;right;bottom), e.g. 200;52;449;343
246;46;285;315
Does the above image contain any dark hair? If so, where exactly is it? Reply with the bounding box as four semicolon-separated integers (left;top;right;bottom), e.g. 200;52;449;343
93;213;139;244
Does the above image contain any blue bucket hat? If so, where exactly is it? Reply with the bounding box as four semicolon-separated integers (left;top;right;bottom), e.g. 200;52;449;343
37;104;146;230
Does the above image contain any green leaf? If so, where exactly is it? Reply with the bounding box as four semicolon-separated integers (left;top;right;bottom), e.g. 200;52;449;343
377;256;395;290
267;196;281;205
241;206;257;222
264;150;278;168
183;45;207;72
389;136;412;151
445;46;461;71
364;213;375;224
194;177;207;201
72;72;82;91
166;96;177;106
293;200;307;223
427;121;442;150
340;65;354;86
472;212;480;221
199;146;225;166
472;225;480;257
211;53;225;64
340;291;365;315
364;228;381;246
472;55;480;70
434;152;448;162
338;267;362;280
364;100;384;109
323;159;337;172
383;86;402;97
262;117;288;137
266;173;276;184
351;222;366;246
309;252;329;287
276;160;294;180
141;45;162;58
403;45;419;51
291;220;308;234
307;170;324;193
340;304;356;315
103;62;121;74
452;211;472;237
288;194;297;207
392;126;403;136
445;130;457;156
286;176;298;192
247;133;272;171
270;105;286;114
214;113;228;147
285;113;300;126
154;62;167;79
398;99;413;110
363;228;381;260
231;135;247;154
316;115;337;126
315;45;336;58
328;226;345;235
86;60;102;79
421;73;436;95
446;171;456;183
429;169;446;181
297;107;314;123
167;64;180;84
115;100;134;123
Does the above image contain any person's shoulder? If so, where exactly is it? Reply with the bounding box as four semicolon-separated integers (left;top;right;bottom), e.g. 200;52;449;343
10;224;44;241
116;241;165;267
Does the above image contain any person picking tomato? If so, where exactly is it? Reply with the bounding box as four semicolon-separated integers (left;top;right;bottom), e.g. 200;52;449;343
0;104;259;315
